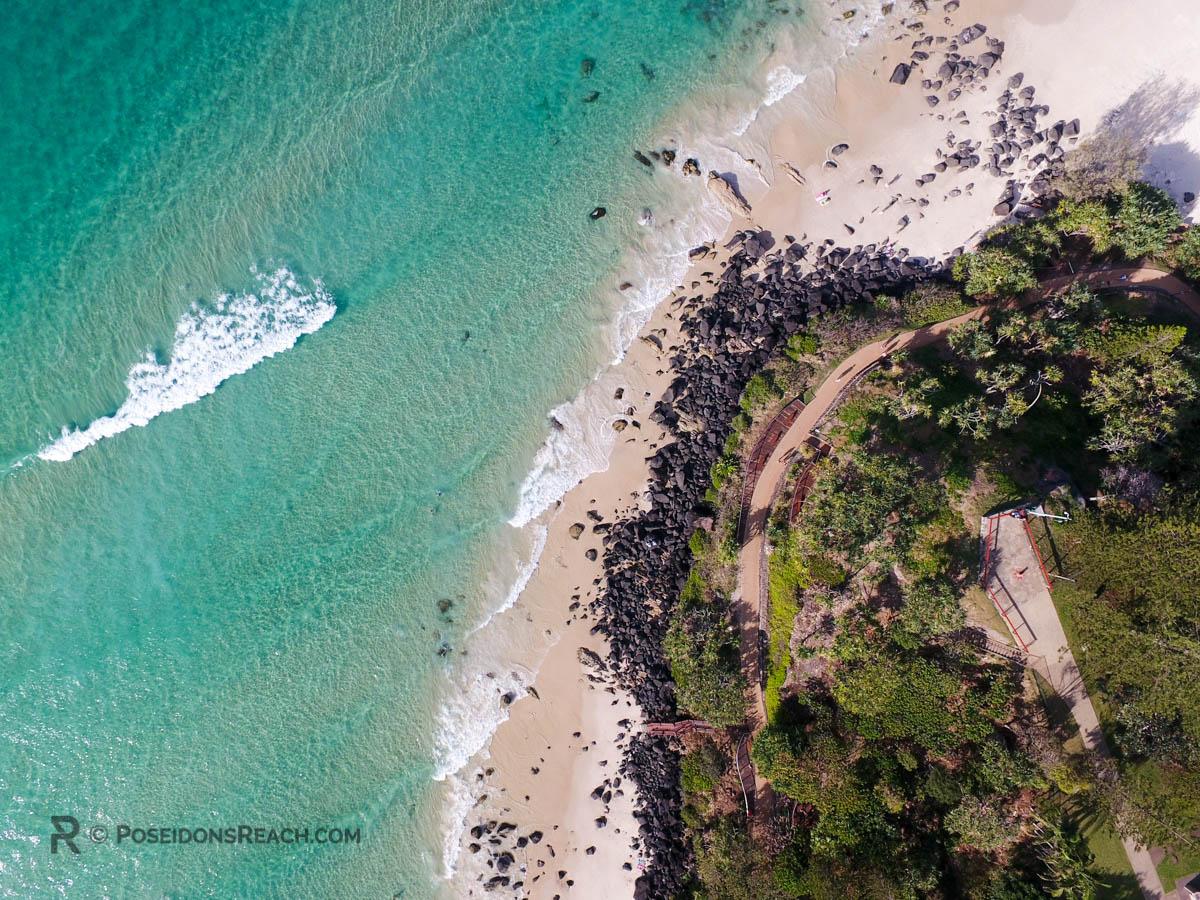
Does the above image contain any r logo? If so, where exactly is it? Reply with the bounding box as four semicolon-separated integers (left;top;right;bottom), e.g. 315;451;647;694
51;816;80;854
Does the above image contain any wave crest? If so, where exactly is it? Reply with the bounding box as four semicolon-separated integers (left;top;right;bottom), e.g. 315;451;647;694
39;267;335;462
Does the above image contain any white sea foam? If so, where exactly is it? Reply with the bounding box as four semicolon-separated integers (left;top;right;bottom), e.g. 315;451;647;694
733;64;808;136
439;772;479;879
433;664;530;876
432;665;528;783
39;267;335;462
507;375;630;528
508;137;743;528
431;520;555;877
469;525;548;635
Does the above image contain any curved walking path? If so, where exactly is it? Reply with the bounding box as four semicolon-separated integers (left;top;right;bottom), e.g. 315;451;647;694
732;264;1198;889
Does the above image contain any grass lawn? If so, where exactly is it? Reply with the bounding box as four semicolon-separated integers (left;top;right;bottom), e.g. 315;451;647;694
1032;671;1139;898
961;583;1012;639
1081;812;1141;900
765;537;805;720
1157;848;1200;892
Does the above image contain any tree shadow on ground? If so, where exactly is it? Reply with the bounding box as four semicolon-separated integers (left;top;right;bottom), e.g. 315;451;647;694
1093;76;1200;214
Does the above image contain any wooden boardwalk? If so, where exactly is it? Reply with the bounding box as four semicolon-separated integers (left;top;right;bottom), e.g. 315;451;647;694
645;720;717;739
787;437;831;524
738;398;806;542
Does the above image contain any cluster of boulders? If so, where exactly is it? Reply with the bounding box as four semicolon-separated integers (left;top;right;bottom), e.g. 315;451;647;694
888;7;1078;218
465;697;639;895
581;231;941;896
466;820;545;893
633;147;701;178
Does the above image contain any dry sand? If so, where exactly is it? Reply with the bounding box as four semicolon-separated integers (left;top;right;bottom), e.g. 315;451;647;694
449;1;1200;896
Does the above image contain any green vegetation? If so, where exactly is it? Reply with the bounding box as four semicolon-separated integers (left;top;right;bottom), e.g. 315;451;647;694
1051;130;1147;203
664;569;748;727
1052;508;1200;860
917;281;1199;467
960;178;1182;282
951;246;1037;298
1053;184;1181;261
1110;183;1183;259
902;282;974;328
765;528;806;719
681;739;728;795
669;162;1200;897
741;371;784;414
803;448;943;566
1168;227;1200;282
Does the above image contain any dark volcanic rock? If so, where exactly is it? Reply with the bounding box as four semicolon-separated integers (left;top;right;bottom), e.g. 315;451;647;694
579;230;943;896
889;63;912;85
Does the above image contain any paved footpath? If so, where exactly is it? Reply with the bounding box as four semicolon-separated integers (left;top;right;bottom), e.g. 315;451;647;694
983;511;1167;900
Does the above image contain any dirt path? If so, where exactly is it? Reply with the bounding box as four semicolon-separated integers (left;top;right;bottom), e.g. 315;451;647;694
731;264;1197;883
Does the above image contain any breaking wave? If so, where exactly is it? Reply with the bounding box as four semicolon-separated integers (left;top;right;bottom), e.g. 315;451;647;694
39;267;335;462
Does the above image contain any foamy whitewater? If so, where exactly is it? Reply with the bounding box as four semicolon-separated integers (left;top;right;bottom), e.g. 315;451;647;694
39;267;335;462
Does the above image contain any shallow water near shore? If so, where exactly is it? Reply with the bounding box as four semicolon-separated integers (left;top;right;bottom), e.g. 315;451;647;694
0;0;877;895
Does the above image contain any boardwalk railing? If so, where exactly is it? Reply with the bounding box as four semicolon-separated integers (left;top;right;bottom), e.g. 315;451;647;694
734;735;756;817
809;358;884;436
980;513;1037;652
787;437;831;524
645;720;717;739
738;397;807;542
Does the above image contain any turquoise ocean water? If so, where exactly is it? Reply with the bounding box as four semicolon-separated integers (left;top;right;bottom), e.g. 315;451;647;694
0;0;852;895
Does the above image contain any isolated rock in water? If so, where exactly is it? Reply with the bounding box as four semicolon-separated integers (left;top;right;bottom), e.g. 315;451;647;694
661;149;676;167
633;150;653;168
681;157;700;176
583;90;600;103
638;208;654;226
580;57;595;77
590;206;606;220
889;63;912;85
706;171;752;218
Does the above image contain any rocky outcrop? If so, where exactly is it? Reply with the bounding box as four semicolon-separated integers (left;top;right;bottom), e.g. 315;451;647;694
585;232;942;896
705;171;752;219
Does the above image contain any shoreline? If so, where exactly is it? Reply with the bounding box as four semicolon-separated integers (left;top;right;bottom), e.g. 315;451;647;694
444;0;1200;895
